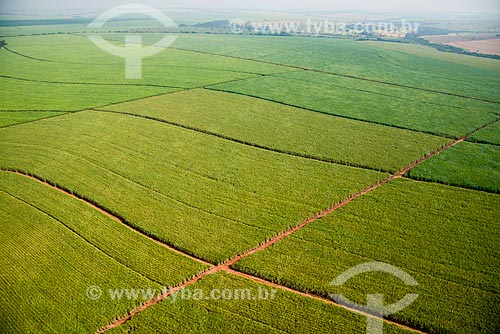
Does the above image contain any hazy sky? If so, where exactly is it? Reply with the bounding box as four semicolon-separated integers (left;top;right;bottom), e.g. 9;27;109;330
1;0;500;14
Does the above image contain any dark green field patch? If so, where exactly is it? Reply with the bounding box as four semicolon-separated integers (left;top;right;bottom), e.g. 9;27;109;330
209;74;498;138
409;141;500;193
468;121;500;145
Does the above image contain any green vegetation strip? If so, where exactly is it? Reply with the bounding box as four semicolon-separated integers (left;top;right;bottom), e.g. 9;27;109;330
100;88;449;173
409;141;500;193
0;111;67;127
0;177;162;333
233;179;500;334
209;73;499;138
106;271;414;334
0;111;386;263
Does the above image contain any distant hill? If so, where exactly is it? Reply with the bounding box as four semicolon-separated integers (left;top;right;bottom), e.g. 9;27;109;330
192;20;230;29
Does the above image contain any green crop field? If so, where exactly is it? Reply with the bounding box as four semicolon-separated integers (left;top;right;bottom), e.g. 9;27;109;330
233;179;500;333
408;141;500;193
0;173;164;333
468;121;500;145
210;72;499;137
106;272;414;334
0;111;386;263
1;9;499;334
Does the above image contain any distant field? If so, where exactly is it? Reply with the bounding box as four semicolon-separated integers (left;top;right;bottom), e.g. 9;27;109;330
362;40;500;71
234;179;500;333
447;38;500;56
422;33;500;44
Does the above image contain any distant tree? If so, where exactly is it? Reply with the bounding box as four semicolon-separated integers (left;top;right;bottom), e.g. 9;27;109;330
0;40;5;48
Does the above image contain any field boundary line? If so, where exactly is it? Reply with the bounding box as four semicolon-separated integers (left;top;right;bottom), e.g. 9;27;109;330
1;170;212;267
0;112;70;130
464;138;500;147
0;74;187;89
97;117;499;333
3;46;55;62
92;108;393;173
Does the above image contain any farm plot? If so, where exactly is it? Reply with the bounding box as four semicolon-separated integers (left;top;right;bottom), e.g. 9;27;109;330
209;71;499;137
173;35;500;102
106;271;414;334
0;111;386;264
361;40;500;71
258;38;500;102
408;140;500;193
0;175;164;334
233;178;500;334
100;88;449;173
0;111;67;127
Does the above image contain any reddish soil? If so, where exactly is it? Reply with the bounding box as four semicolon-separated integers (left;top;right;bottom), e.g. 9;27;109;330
447;39;500;56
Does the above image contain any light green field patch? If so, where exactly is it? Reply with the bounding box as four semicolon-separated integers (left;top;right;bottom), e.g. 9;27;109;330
0;172;208;284
0;178;161;333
